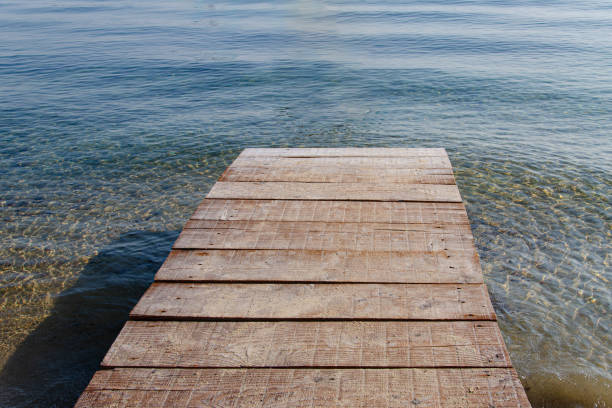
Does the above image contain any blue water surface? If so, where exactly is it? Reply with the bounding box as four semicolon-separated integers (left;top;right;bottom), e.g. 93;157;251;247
0;1;610;406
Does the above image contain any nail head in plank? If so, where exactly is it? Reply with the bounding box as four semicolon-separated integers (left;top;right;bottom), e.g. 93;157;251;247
173;221;475;252
191;200;469;224
130;283;496;321
155;249;483;283
102;321;511;368
207;182;462;202
220;166;456;184
231;156;452;169
239;147;450;157
76;368;531;408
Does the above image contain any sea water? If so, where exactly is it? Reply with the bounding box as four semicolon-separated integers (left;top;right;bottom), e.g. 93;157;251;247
0;1;610;406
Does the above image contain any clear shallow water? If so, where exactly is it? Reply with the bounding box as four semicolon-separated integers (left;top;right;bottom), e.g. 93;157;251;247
0;0;610;406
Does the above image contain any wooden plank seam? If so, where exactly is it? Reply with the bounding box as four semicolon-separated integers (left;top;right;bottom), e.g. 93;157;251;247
75;148;530;407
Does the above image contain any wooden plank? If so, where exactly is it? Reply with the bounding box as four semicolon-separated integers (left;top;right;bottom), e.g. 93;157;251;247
76;368;532;408
231;156;452;169
102;321;511;368
191;200;469;225
130;283;496;320
77;148;530;407
173;221;475;252
239;147;449;157
183;220;470;232
155;249;484;283
207;182;462;202
220;166;456;184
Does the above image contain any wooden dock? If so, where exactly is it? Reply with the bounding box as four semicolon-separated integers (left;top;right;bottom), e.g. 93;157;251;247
76;148;531;407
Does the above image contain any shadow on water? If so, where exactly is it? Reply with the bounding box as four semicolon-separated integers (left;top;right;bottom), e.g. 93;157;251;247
0;230;610;408
0;230;179;408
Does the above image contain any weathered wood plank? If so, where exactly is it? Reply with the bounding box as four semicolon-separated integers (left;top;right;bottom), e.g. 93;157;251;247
207;182;462;202
173;221;475;252
239;147;449;157
77;147;531;407
231;156;452;169
191;199;469;224
76;368;531;408
130;283;496;320
155;249;483;283
183;220;470;232
220;166;456;184
102;321;511;368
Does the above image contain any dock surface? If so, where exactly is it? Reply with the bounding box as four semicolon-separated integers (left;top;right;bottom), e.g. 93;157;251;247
76;148;530;407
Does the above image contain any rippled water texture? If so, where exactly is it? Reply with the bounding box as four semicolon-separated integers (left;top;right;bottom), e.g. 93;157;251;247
0;1;610;406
